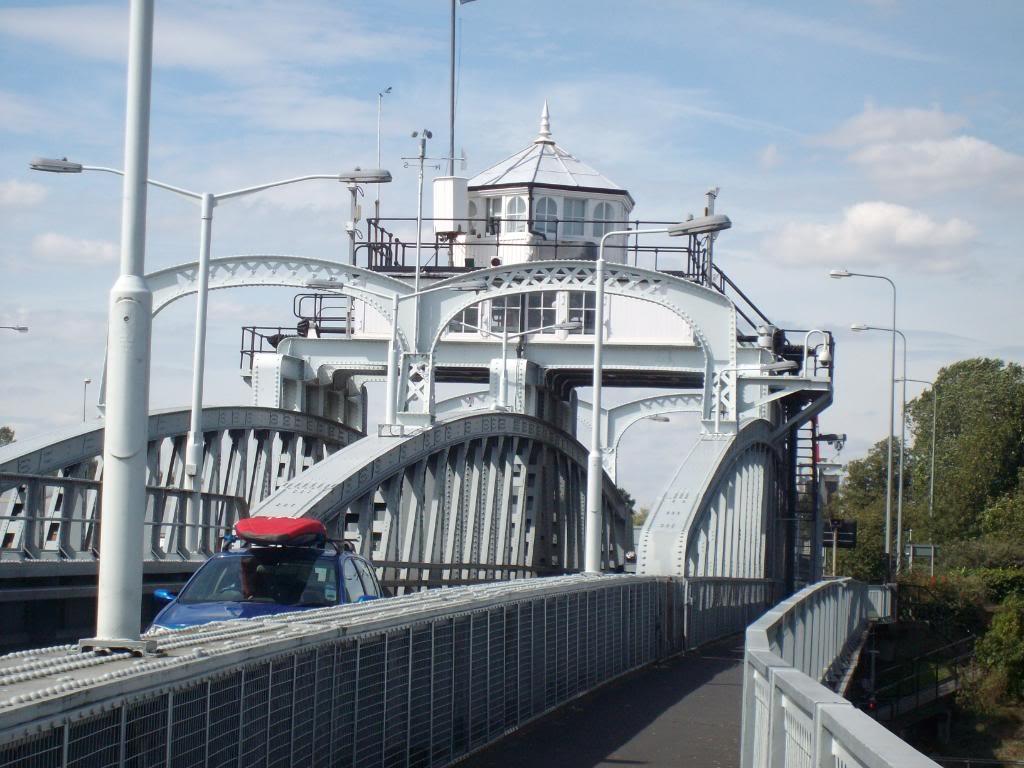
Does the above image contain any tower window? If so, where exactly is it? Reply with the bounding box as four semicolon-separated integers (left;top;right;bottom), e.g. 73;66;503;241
535;197;558;237
564;198;586;236
593;201;616;237
505;196;526;232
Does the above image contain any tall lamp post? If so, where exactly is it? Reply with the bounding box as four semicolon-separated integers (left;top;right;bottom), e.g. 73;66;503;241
851;322;908;573
831;268;897;579
898;377;938;525
584;214;732;573
305;277;486;425
376;86;392;220
32;157;391;549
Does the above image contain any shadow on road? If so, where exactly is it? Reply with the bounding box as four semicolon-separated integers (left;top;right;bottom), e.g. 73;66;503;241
458;636;745;768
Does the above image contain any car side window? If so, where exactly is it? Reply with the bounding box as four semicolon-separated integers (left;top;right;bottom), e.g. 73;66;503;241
343;558;366;602
354;559;381;598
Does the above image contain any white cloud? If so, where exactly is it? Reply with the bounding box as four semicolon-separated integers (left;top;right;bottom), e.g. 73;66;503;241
0;2;433;84
758;144;782;169
850;136;1024;192
822;104;1024;193
767;202;977;273
0;179;47;207
31;233;118;266
822;103;966;147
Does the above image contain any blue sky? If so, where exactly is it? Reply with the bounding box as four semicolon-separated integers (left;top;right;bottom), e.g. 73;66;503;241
1;1;1022;506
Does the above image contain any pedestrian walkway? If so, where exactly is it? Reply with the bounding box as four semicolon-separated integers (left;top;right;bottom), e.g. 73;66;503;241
460;637;745;768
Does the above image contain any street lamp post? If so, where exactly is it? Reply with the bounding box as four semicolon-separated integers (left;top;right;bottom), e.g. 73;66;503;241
376;86;391;220
852;322;908;572
831;268;897;579
82;378;92;422
898;377;938;525
584;214;732;573
305;277;486;425
33;157;392;547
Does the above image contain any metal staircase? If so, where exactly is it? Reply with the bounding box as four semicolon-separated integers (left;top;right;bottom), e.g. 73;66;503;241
792;416;820;587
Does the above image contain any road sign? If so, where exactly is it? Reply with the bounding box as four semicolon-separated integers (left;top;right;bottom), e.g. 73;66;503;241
824;519;857;549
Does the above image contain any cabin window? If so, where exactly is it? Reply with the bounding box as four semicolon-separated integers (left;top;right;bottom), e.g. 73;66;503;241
534;197;558;237
526;292;558;333
568;292;597;334
489;296;521;333
593;201;616;237
485;197;503;233
447;304;480;333
505;196;527;232
564;198;586;236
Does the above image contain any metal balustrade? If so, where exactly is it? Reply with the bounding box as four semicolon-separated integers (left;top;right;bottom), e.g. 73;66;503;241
741;578;939;768
0;574;779;767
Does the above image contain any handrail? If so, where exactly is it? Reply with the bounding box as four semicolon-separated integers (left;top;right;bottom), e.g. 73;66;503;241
741;579;939;767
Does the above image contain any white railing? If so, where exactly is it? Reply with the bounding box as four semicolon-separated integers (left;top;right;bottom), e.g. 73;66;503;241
0;575;780;767
741;578;940;768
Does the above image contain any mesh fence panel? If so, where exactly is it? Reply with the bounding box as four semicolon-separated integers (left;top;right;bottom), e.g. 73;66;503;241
0;579;677;768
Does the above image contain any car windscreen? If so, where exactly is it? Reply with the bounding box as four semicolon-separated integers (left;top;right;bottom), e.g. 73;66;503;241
177;549;339;606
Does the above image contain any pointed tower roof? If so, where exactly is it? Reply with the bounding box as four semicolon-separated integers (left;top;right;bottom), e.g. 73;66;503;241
468;103;633;204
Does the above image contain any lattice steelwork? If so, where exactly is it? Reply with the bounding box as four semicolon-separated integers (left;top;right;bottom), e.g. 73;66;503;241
0;406;360;563
0;576;679;768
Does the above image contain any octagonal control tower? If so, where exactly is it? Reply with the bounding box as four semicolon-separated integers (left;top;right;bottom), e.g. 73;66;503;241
434;102;636;268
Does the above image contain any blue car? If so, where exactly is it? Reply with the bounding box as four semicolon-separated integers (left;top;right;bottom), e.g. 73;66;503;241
150;518;383;630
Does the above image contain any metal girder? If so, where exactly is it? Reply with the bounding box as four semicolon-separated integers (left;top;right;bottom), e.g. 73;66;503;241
252;412;633;586
637;419;785;580
407;260;736;423
0;407;361;563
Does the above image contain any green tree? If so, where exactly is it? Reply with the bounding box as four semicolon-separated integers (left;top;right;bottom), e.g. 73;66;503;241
906;358;1024;544
973;593;1024;701
0;426;13;447
832;438;892;582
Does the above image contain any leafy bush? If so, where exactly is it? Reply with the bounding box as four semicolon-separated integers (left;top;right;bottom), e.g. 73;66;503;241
974;594;1024;701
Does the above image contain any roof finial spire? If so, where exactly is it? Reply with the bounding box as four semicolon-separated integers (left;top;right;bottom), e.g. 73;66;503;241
535;100;554;144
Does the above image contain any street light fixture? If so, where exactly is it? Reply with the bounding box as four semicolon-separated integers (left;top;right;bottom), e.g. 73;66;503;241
852;321;909;572
832;268;898;581
1;326;28;333
33;157;393;554
584;213;733;573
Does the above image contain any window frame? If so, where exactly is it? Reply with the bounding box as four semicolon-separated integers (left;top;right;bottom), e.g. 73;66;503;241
534;196;558;237
563;198;586;237
505;196;527;233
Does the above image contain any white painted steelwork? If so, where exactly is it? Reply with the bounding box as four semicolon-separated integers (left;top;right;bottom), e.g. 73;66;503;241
0;407;359;564
740;579;936;768
0;574;779;767
252;411;633;581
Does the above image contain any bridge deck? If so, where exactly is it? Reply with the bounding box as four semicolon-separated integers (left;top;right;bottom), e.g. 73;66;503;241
460;636;744;768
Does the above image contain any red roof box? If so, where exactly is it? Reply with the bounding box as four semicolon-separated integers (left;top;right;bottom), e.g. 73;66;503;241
234;517;327;546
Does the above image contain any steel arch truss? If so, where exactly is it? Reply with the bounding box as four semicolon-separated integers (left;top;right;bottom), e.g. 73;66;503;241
637;420;785;581
0;407;361;563
253;412;634;589
410;261;737;422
